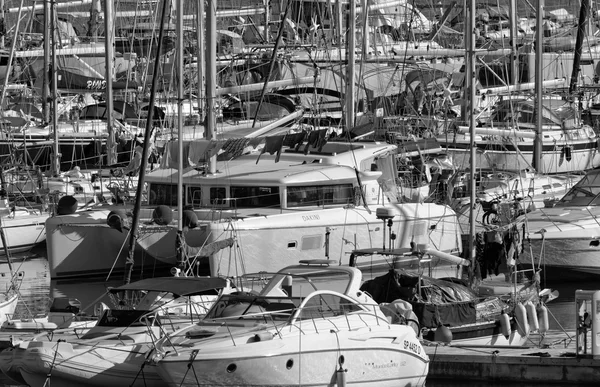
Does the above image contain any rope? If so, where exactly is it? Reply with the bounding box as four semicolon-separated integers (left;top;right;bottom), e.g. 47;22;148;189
42;339;65;387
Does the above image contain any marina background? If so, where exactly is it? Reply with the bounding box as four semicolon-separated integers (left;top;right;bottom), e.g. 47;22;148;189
1;0;599;386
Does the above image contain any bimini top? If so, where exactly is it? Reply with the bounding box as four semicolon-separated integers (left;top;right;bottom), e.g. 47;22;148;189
108;277;229;298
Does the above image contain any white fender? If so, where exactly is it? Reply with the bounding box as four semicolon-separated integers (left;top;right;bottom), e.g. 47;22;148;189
515;302;530;337
525;301;539;331
499;310;511;338
537;304;549;334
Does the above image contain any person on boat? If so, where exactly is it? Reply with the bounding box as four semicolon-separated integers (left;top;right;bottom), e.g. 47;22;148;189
65;166;85;179
395;91;407;115
413;84;425;115
121;142;143;176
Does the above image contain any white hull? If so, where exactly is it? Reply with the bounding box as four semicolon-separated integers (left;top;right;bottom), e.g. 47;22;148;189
17;341;163;387
440;141;600;174
45;203;461;280
157;319;428;387
44;207;164;280
204;203;461;277
523;235;600;280
0;293;18;325
0;211;47;255
159;345;427;387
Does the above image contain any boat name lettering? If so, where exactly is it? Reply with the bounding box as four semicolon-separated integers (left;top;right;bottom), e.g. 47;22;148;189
86;80;107;90
372;362;400;369
404;340;421;355
302;215;320;221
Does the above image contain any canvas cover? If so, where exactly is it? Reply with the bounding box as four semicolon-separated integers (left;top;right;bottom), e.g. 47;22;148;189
361;270;477;328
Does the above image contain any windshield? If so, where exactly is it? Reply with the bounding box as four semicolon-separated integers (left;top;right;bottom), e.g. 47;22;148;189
557;173;600;207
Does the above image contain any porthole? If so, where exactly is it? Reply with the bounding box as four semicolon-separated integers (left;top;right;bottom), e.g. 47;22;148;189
286;359;294;369
226;364;237;373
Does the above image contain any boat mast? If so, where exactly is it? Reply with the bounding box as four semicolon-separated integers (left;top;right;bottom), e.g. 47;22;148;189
569;0;590;94
176;0;183;263
42;0;50;124
532;0;543;172
0;0;3;49
0;0;25;108
196;0;204;122
509;0;518;85
51;0;60;175
206;0;216;174
103;0;116;165
346;0;356;129
124;0;170;284
466;0;476;282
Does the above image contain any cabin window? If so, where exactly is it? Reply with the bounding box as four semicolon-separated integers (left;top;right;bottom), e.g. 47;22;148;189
287;241;297;249
148;183;178;206
300;235;322;251
230;186;280;208
210;187;227;206
297;294;362;320
287;184;353;207
187;186;202;207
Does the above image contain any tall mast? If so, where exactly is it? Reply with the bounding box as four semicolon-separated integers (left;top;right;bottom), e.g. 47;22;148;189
509;0;518;85
346;0;356;129
532;0;544;172
42;0;50;124
0;0;4;49
196;0;205;122
51;0;60;175
569;0;590;94
0;0;25;109
104;0;116;166
124;0;170;284
206;0;217;174
467;0;476;282
176;0;184;263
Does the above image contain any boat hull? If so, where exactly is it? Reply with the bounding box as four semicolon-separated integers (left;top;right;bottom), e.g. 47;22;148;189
0;293;18;325
0;211;47;255
522;236;600;281
439;139;600;174
45;207;172;280
157;326;429;387
18;341;163;387
45;203;461;280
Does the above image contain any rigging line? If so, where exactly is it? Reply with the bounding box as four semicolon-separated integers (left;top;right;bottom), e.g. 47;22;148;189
251;1;293;128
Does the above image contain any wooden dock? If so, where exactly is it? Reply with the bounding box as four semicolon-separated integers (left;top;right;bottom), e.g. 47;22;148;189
424;331;600;385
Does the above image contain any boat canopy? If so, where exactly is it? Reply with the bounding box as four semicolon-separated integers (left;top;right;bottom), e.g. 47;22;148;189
108;277;229;298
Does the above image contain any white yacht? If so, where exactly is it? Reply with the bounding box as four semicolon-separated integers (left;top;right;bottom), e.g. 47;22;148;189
45;140;463;280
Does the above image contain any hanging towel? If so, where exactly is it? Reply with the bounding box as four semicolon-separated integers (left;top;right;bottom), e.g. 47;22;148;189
160;140;191;169
256;135;285;163
304;129;328;154
187;140;213;166
220;138;250;160
248;137;264;149
283;131;307;151
187;140;226;165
